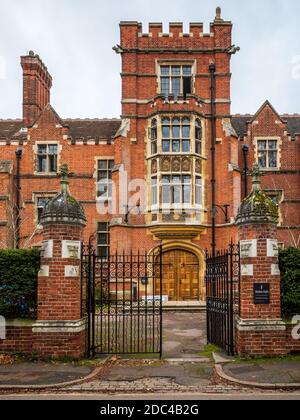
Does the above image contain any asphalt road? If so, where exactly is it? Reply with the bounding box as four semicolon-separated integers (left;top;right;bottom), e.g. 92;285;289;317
0;392;300;400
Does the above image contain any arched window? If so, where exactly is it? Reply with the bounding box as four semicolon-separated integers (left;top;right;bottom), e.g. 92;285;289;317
195;119;202;155
150;119;157;154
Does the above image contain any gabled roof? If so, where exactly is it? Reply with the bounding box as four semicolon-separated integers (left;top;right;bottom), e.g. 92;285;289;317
232;100;300;140
250;100;285;124
30;103;67;128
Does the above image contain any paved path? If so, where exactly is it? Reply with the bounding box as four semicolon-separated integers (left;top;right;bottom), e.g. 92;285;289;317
0;363;93;386
223;360;300;385
162;312;206;358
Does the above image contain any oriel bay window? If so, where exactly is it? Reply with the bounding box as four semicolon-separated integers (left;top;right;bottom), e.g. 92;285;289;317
161;175;191;207
160;65;193;98
151;177;158;207
150;119;158;154
162;118;191;153
195;176;203;206
257;140;278;169
195;119;203;155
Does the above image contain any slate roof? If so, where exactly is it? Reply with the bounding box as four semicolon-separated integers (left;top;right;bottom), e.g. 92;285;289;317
0;118;121;141
232;115;300;140
64;119;121;141
0;120;24;139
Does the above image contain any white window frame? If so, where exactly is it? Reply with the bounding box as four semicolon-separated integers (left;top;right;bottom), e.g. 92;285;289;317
34;142;60;175
34;193;56;226
96;159;115;200
254;137;281;171
156;60;196;97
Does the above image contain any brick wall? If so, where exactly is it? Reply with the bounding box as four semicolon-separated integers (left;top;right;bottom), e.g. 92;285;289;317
236;325;300;357
0;322;34;354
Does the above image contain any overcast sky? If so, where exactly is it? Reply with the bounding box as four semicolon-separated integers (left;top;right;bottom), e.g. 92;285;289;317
0;0;300;119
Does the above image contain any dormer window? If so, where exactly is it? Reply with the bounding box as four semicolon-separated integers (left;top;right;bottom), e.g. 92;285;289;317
160;65;193;99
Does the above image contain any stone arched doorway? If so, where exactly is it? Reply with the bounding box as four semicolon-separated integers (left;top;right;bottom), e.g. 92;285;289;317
160;249;200;301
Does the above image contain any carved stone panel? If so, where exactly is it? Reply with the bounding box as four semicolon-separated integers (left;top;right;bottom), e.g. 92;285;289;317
41;240;53;259
195;159;202;174
241;264;254;276
240;240;257;258
151;159;158;174
267;239;279;257
161;157;171;172
172;157;181;172
182;157;191;172
65;266;80;278
62;240;81;259
39;265;49;277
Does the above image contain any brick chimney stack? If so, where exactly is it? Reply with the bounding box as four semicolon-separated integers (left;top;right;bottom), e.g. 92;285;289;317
21;51;52;127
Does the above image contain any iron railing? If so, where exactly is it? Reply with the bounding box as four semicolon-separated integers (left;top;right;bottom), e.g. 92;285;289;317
205;242;240;356
82;246;163;358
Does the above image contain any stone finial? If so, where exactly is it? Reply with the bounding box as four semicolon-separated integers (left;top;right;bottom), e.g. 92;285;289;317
59;163;73;193
250;163;264;191
215;7;223;22
236;164;279;225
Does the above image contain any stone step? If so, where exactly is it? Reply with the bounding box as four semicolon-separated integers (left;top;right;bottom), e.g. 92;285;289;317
163;301;206;313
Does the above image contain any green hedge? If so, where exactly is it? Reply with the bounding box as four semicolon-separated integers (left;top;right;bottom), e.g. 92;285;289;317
0;249;40;319
279;247;300;317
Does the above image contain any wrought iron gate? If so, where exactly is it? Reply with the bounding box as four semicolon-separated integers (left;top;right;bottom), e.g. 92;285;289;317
81;246;163;357
205;243;240;356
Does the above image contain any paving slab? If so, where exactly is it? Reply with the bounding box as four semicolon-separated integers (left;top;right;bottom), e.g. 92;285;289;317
162;312;206;358
0;363;93;386
98;360;214;387
223;360;300;385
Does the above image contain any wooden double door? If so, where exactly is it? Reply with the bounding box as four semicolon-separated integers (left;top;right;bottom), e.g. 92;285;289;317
161;250;200;301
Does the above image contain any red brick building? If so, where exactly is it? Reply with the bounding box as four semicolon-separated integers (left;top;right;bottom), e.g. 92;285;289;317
0;8;299;302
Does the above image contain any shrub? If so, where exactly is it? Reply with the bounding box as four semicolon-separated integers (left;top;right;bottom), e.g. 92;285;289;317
279;247;300;318
0;249;40;319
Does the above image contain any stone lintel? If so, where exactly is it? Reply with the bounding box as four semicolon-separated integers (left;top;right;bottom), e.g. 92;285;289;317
236;317;286;332
32;318;87;334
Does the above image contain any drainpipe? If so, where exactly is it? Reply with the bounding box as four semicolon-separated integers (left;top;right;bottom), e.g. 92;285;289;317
209;63;216;257
242;145;249;198
15;147;23;249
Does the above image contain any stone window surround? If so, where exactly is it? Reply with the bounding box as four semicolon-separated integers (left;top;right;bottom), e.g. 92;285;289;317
33;141;61;176
94;156;115;201
253;136;282;171
264;189;284;226
33;192;57;227
155;59;197;96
